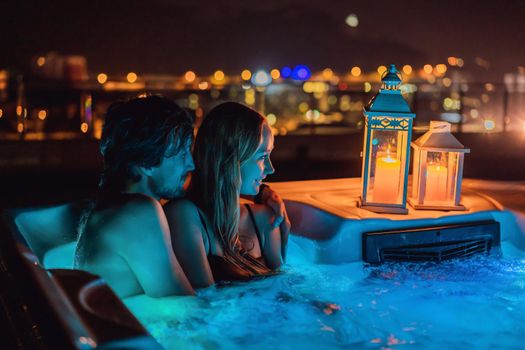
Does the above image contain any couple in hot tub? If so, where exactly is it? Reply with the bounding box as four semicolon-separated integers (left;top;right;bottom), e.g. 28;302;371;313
74;96;290;298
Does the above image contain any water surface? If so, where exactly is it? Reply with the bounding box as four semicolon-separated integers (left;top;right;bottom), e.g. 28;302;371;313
124;241;525;350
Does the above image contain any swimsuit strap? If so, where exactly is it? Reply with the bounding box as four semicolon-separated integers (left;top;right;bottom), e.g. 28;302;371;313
198;204;264;256
196;207;213;255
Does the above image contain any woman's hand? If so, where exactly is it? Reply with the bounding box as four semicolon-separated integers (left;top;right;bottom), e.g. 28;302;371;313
257;185;290;261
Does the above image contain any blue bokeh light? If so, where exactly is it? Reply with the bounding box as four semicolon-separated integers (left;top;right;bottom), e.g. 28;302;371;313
292;65;311;81
281;66;292;79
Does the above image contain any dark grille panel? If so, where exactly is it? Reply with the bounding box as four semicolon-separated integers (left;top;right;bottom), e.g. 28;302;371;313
362;221;500;264
381;239;491;262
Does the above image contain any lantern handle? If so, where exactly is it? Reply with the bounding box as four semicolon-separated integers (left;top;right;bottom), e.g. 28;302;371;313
380;64;402;91
381;64;402;80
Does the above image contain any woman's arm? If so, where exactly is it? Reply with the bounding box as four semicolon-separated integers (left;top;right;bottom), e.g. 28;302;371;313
250;185;290;261
246;204;285;270
163;199;215;289
254;184;291;229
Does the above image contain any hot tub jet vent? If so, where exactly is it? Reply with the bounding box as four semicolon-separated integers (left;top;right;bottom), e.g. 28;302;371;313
362;221;500;264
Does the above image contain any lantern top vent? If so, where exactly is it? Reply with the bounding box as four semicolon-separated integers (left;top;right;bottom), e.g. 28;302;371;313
381;64;402;91
364;64;414;116
412;121;470;152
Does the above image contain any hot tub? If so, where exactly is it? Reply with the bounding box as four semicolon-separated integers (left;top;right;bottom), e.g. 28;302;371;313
1;178;525;349
0;202;162;349
269;178;525;263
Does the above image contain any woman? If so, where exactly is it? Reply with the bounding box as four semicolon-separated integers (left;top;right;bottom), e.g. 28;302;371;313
164;102;286;288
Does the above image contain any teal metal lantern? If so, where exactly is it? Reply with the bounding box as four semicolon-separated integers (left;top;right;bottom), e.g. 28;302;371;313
360;64;415;214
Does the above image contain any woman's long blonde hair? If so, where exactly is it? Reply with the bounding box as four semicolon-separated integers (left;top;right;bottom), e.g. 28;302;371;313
189;102;269;273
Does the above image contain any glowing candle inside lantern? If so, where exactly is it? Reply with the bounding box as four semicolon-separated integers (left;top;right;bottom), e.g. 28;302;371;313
373;149;400;203
425;164;448;201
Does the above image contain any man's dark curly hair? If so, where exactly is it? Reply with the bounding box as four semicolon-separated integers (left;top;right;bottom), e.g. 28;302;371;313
99;95;194;194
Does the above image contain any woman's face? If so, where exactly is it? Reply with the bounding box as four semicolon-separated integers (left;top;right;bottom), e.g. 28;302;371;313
240;123;275;195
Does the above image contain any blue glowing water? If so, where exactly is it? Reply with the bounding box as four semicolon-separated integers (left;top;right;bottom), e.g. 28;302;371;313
124;241;525;350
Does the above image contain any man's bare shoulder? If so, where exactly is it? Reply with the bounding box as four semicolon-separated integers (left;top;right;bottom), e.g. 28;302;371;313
119;193;163;218
91;194;165;242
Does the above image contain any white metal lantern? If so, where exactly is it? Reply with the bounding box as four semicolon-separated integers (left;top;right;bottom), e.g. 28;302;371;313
360;64;415;214
408;121;470;210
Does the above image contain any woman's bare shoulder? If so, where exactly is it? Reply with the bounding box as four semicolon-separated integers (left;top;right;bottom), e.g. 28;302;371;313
163;198;201;221
163;198;210;247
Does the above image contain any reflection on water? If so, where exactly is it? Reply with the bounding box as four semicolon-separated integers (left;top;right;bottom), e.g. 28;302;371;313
124;242;525;350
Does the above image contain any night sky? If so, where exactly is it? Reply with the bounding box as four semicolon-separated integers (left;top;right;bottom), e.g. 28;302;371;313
3;0;525;81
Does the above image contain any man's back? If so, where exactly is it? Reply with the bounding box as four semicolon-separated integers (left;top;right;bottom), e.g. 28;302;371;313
75;193;194;298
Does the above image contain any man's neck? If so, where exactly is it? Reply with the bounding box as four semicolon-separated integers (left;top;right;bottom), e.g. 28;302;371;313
125;180;160;201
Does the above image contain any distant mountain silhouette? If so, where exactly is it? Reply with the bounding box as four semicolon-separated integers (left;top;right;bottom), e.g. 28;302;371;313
1;0;428;76
190;5;428;74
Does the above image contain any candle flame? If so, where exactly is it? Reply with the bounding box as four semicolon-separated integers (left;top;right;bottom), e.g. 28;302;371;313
429;163;445;171
384;145;395;162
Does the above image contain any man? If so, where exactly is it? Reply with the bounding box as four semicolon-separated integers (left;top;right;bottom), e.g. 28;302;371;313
74;95;289;298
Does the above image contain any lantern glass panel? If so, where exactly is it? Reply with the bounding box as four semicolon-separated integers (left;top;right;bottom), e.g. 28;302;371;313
424;151;458;204
366;128;408;204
